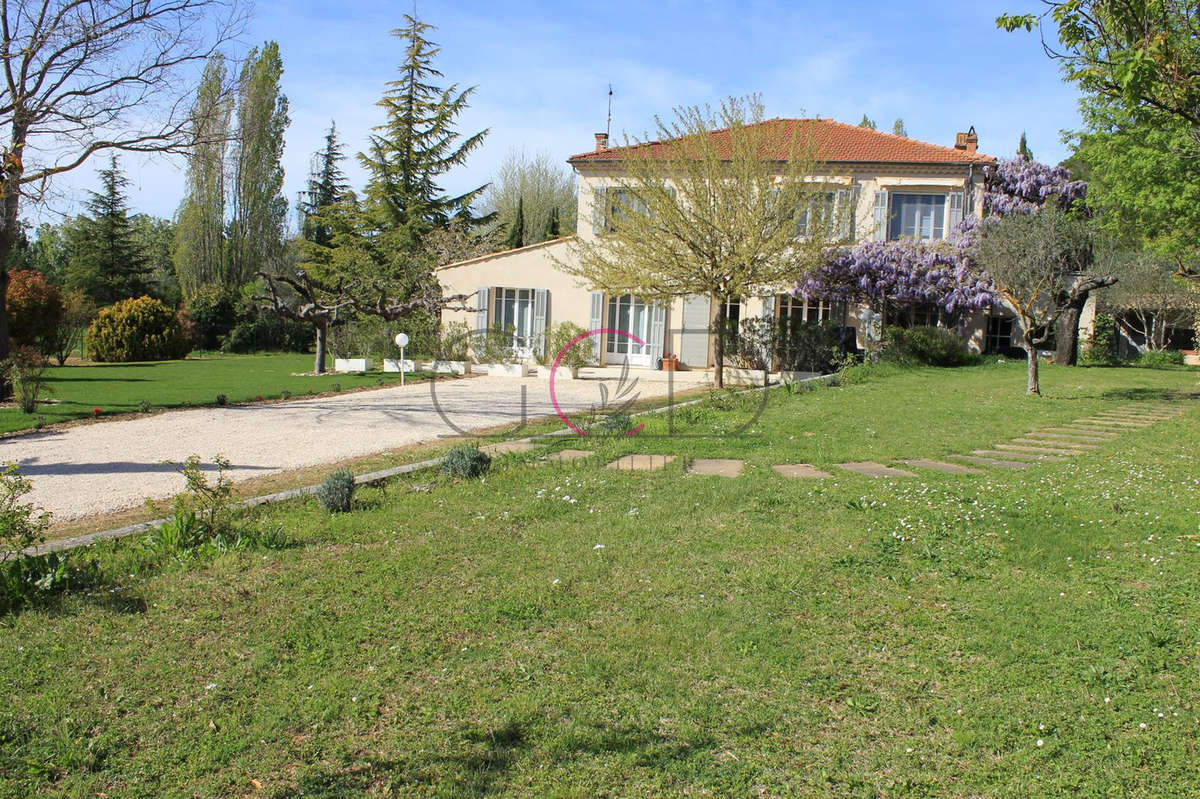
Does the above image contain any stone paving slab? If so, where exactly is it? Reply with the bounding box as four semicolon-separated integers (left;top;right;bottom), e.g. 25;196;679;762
1073;418;1151;428
837;461;916;478
541;449;594;464
971;449;1066;462
1011;437;1098;450
952;455;1031;470
902;458;983;475
480;440;537;456
1098;411;1174;419
994;443;1081;456
606;454;676;472
1056;425;1124;436
772;463;832;479
687;458;745;477
1033;430;1117;442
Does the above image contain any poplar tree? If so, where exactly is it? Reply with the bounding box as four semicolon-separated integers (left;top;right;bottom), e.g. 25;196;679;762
65;157;151;305
358;15;490;252
228;42;290;285
174;55;234;297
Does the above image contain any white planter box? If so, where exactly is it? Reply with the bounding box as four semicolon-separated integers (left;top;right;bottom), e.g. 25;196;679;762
534;365;581;380
779;370;821;383
1184;351;1200;367
382;358;416;372
487;362;531;378
334;358;371;373
432;359;467;375
724;366;767;385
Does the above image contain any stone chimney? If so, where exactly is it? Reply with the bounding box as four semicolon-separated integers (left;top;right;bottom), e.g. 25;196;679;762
594;132;609;152
954;126;979;153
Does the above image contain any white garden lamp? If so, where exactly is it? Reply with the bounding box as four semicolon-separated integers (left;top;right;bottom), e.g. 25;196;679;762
394;332;410;386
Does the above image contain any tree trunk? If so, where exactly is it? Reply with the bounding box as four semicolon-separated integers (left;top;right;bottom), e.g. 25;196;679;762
712;293;726;388
1025;338;1040;396
0;133;24;399
314;323;328;374
1054;293;1088;366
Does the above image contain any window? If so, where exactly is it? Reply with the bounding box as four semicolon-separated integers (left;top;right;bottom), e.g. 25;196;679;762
794;192;836;237
889;193;946;241
492;288;535;352
777;294;846;325
606;188;646;232
606;294;649;356
985;315;1015;354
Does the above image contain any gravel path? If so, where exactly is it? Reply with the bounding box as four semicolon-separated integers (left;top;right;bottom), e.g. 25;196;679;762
1;374;697;521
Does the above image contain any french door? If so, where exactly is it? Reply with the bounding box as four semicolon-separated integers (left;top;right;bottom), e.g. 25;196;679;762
605;294;652;366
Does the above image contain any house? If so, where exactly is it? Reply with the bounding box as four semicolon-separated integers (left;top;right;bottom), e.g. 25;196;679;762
440;118;1007;369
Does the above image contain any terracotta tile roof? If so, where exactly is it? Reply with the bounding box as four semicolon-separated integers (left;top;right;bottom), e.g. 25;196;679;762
568;118;995;166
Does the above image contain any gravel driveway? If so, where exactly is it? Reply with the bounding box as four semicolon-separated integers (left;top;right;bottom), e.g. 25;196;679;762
0;373;699;521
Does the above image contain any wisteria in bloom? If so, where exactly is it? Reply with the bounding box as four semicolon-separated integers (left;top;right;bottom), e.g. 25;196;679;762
983;157;1087;217
798;239;997;315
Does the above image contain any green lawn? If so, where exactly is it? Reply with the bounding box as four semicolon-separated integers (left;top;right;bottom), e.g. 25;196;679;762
1;353;437;435
2;362;1199;796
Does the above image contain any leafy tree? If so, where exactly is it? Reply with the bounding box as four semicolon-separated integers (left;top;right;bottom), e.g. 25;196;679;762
482;147;576;245
972;207;1115;395
859;114;876;129
505;197;525;249
30;223;70;285
5;270;63;354
174;55;235;297
65;157;151;305
0;0;246;385
358;14;490;252
299;123;351;248
132;215;179;305
892;119;907;137
565;96;843;387
1101;249;1196;351
227;42;290;286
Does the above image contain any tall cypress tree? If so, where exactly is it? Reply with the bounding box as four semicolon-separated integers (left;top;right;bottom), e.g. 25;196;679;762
228;42;290;284
1017;132;1034;161
505;197;525;249
358;15;489;252
174;55;233;297
543;206;560;240
299;123;350;248
66;156;150;305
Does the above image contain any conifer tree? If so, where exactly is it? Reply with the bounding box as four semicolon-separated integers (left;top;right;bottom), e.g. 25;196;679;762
859;114;876;129
892;118;907;137
505;197;525;249
65;156;151;305
1017;132;1034;161
358;15;490;252
543;206;561;240
299;123;351;248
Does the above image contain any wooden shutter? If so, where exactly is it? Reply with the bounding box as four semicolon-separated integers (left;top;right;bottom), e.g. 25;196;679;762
647;303;667;366
591;186;608;236
872;189;888;241
836;188;856;241
588;291;604;363
475;287;491;334
760;295;776;370
532;289;548;358
948;191;965;234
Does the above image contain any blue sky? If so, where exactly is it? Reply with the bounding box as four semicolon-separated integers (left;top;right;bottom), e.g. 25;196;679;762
40;0;1077;225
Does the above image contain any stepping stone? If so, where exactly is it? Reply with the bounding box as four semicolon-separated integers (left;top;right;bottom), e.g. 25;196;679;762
541;449;593;464
971;449;1065;462
1073;418;1150;428
606;454;676;472
1093;413;1166;422
837;462;916;478
481;439;537;456
772;463;832;479
952;455;1030;470
1056;425;1123;436
994;443;1081;456
903;458;983;475
687;458;744;477
1011;437;1097;450
1033;430;1116;442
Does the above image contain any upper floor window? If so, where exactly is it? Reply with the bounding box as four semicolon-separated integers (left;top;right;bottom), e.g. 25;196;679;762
794;192;836;238
889;193;945;241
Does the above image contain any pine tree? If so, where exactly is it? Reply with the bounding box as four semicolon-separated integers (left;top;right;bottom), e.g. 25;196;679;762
228;42;290;285
299;123;351;248
1017;131;1034;161
543;206;560;240
892;118;907;137
858;114;876;130
505;197;525;249
66;156;151;305
358;15;489;252
174;55;233;297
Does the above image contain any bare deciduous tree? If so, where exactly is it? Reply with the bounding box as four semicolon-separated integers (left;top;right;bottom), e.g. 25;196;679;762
0;0;248;375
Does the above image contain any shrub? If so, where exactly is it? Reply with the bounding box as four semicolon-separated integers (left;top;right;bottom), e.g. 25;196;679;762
0;464;53;614
1081;313;1119;365
6;269;63;354
881;326;978;367
471;324;518;363
441;445;491;479
183;287;238;350
1135;349;1184;368
215;394;227;406
49;290;96;365
316;469;356;513
729;317;842;373
86;296;190;362
543;322;593;369
434;321;471;361
138;400;153;413
593;412;634;434
3;347;51;413
224;291;309;354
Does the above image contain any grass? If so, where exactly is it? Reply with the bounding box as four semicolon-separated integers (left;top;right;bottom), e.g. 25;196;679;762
2;361;1199;796
0;353;438;435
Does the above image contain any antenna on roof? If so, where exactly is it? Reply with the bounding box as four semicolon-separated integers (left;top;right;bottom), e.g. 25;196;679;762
606;84;613;140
